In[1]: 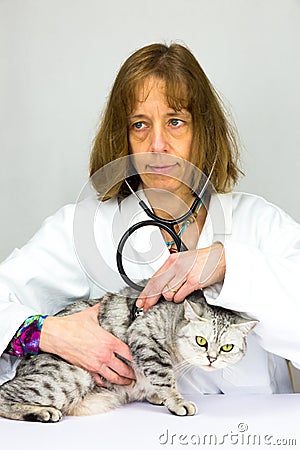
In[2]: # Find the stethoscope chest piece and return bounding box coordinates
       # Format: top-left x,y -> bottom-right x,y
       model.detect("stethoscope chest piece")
130,303 -> 144,321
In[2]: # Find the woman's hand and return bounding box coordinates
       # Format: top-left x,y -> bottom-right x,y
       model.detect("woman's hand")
39,303 -> 135,386
137,242 -> 226,312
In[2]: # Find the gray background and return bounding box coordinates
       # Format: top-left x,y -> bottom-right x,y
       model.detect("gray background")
1,0 -> 300,388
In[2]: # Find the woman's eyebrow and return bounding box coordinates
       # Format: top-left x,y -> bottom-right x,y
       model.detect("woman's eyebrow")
165,111 -> 191,118
129,114 -> 147,120
129,111 -> 191,120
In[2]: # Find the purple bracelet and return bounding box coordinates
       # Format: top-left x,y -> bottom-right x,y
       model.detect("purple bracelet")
5,315 -> 48,357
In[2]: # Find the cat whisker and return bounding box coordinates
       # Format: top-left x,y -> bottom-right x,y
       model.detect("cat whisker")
173,360 -> 206,395
175,355 -> 203,370
173,360 -> 194,377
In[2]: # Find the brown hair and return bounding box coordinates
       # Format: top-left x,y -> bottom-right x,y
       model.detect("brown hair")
90,43 -> 242,200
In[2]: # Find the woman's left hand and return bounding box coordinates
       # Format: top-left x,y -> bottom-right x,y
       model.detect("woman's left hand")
136,242 -> 226,312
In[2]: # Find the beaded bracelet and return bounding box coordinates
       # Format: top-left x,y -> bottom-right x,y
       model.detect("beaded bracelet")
5,315 -> 48,357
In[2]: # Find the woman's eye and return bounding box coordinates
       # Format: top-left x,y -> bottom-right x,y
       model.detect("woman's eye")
196,336 -> 207,347
132,122 -> 146,130
169,118 -> 183,127
221,344 -> 234,352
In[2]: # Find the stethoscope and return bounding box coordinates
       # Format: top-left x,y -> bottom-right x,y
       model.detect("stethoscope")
116,158 -> 217,294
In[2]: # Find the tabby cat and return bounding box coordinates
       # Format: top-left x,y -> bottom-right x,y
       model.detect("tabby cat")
0,287 -> 257,422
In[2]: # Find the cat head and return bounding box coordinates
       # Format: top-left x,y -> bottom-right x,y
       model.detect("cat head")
176,297 -> 258,371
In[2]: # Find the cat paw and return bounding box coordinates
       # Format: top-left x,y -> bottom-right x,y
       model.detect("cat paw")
167,399 -> 198,416
23,406 -> 63,423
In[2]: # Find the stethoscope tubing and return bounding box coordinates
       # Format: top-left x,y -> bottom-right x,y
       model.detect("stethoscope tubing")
116,219 -> 187,291
116,197 -> 204,290
138,196 -> 201,226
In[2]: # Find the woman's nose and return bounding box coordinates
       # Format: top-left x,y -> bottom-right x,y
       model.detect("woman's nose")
150,125 -> 168,153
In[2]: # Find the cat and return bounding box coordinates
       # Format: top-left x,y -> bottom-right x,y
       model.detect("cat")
0,286 -> 257,422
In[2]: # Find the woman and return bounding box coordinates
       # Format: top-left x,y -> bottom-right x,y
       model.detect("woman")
0,43 -> 299,394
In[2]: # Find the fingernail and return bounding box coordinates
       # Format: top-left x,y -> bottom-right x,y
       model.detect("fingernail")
136,299 -> 143,308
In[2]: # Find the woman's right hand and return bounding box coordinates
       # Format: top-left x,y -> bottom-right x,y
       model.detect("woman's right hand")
39,303 -> 135,386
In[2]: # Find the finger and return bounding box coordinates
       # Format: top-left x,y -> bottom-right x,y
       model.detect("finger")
136,288 -> 162,311
113,340 -> 134,364
165,279 -> 186,302
142,283 -> 176,311
138,294 -> 161,313
138,274 -> 183,310
101,365 -> 134,386
91,372 -> 107,387
161,282 -> 178,301
140,255 -> 179,295
136,294 -> 146,309
111,354 -> 136,380
137,272 -> 174,310
90,302 -> 101,312
173,277 -> 201,302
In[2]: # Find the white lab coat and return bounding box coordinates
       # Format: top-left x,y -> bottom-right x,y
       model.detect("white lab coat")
0,189 -> 299,393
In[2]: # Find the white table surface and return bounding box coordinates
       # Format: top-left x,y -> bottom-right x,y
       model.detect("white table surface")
1,394 -> 299,450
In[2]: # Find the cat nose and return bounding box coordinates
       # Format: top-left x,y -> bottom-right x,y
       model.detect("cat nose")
208,355 -> 217,364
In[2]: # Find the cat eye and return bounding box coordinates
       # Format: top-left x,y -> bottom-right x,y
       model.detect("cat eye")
221,344 -> 234,352
196,336 -> 207,347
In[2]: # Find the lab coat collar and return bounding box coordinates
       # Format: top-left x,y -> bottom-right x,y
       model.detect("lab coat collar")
131,188 -> 233,235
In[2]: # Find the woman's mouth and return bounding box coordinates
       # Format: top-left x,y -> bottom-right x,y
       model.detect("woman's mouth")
146,164 -> 178,174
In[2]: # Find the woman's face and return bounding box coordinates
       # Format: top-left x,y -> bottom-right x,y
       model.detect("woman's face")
128,77 -> 194,199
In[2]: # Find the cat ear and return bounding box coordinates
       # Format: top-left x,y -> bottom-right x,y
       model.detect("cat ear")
232,319 -> 259,335
183,300 -> 208,322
